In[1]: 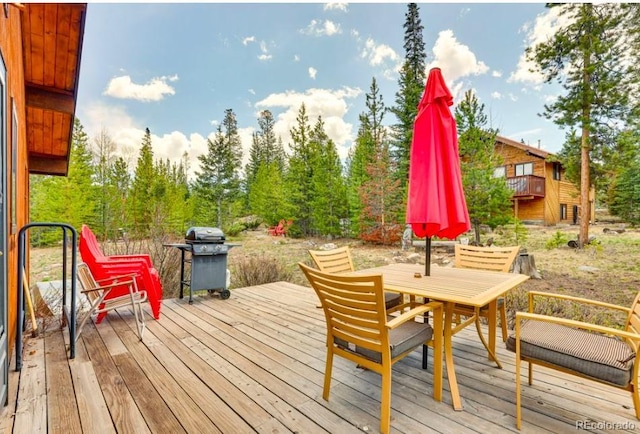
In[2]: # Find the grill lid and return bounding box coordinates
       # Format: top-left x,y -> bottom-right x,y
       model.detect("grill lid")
185,227 -> 225,243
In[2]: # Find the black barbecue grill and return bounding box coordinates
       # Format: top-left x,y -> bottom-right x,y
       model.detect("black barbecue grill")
164,227 -> 238,303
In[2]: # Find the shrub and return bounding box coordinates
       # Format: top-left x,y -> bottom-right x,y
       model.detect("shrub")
224,222 -> 247,237
545,230 -> 568,250
359,223 -> 403,245
230,254 -> 292,288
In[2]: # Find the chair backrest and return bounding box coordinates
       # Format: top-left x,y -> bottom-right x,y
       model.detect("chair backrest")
454,244 -> 520,273
80,224 -> 107,262
77,262 -> 101,303
308,246 -> 355,274
625,292 -> 640,352
298,262 -> 388,356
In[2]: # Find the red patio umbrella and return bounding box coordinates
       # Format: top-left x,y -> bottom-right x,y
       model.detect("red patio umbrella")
406,67 -> 470,275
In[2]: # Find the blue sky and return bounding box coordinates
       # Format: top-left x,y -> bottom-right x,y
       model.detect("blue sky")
76,3 -> 570,176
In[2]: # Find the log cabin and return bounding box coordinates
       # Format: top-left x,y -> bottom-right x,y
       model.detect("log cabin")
0,2 -> 86,405
494,135 -> 596,226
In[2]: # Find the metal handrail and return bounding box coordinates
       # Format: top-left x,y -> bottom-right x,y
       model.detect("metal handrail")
16,223 -> 78,370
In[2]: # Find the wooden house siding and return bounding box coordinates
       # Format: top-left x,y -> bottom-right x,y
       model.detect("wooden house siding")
0,3 -> 86,361
1,2 -> 30,358
494,136 -> 593,225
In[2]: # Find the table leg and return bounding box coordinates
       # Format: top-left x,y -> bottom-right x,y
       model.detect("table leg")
473,303 -> 503,369
444,302 -> 463,411
488,300 -> 497,362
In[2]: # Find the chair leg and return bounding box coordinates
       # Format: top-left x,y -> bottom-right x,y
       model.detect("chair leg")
323,348 -> 334,401
632,378 -> 640,419
500,303 -> 508,342
380,367 -> 392,434
133,300 -> 146,340
422,344 -> 429,369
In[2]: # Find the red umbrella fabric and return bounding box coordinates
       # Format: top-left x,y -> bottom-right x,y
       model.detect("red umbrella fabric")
406,67 -> 470,275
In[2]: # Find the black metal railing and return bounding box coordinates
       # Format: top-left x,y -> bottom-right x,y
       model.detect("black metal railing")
506,175 -> 545,197
16,223 -> 78,370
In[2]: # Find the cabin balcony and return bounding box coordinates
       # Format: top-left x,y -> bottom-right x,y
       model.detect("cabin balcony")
506,175 -> 545,198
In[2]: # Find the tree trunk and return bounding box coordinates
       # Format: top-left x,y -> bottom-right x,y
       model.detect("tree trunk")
579,5 -> 592,249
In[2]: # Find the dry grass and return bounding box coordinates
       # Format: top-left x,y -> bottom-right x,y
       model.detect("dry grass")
26,223 -> 640,328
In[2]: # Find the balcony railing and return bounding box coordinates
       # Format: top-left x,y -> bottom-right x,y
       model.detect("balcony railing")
506,175 -> 545,197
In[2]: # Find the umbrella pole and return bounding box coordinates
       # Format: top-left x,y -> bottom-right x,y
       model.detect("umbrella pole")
425,237 -> 431,276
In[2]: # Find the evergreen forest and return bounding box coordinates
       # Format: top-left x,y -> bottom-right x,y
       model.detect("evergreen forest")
30,4 -> 640,246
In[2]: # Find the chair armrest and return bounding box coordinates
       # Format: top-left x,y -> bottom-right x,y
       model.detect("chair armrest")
387,301 -> 443,329
95,273 -> 138,284
528,291 -> 630,314
515,311 -> 640,343
81,277 -> 137,295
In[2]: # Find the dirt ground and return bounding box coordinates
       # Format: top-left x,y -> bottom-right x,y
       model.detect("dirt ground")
26,223 -> 640,323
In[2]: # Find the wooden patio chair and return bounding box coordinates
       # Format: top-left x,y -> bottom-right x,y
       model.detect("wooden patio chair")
308,246 -> 402,310
452,244 -> 520,342
298,262 -> 443,434
507,291 -> 640,429
76,262 -> 147,341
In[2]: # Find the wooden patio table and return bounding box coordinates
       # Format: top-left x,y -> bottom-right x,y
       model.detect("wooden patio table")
352,263 -> 529,411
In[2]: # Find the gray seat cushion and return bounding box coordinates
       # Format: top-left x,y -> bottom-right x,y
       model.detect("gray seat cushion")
335,320 -> 433,363
384,292 -> 402,309
506,319 -> 634,387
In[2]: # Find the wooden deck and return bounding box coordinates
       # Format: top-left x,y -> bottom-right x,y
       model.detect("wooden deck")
1,281 -> 638,433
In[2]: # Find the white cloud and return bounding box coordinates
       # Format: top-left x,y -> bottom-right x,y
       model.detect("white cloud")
242,36 -> 255,46
301,19 -> 342,36
491,91 -> 503,99
492,70 -> 502,78
362,38 -> 400,67
81,101 -> 212,179
508,6 -> 572,84
248,88 -> 256,95
258,40 -> 272,61
293,55 -> 300,62
426,30 -> 488,84
255,87 -> 362,160
323,3 -> 348,12
103,75 -> 177,102
508,93 -> 519,102
308,67 -> 317,80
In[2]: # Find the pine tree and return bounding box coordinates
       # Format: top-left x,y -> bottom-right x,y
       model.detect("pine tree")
193,109 -> 243,229
130,127 -> 155,236
30,118 -> 98,244
527,4 -> 636,247
309,117 -> 348,237
93,127 -> 117,237
352,78 -> 404,244
245,109 -> 286,215
286,103 -> 317,235
107,156 -> 131,237
455,90 -> 513,244
390,3 -> 427,191
358,142 -> 403,245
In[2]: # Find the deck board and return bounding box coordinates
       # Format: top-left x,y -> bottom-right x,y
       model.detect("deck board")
2,281 -> 639,433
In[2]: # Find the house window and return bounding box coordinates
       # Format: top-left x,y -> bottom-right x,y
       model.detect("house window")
553,162 -> 561,181
493,166 -> 506,178
560,204 -> 567,220
515,162 -> 533,176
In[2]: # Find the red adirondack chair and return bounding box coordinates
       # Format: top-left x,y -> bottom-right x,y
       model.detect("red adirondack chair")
267,220 -> 286,236
79,225 -> 163,321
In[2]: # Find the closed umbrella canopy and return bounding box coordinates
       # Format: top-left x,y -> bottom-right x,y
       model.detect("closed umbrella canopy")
406,67 -> 470,275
